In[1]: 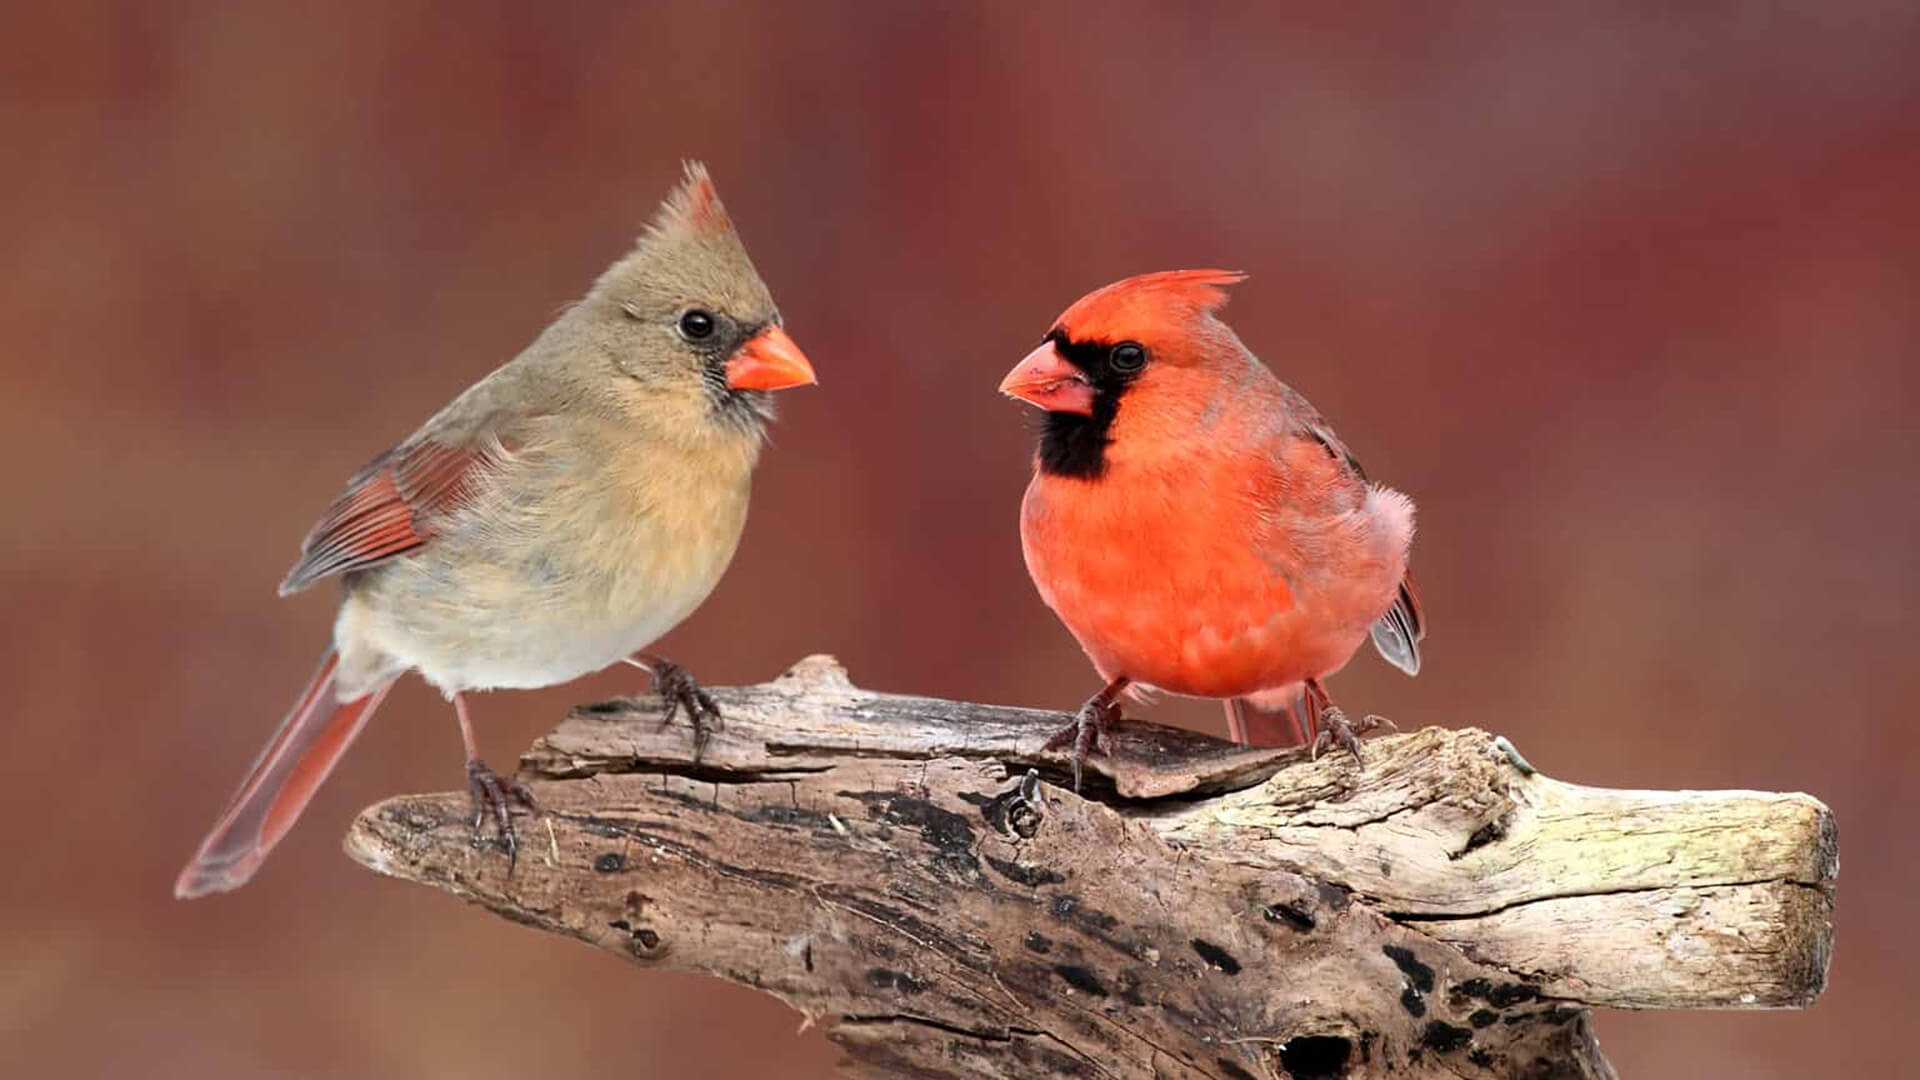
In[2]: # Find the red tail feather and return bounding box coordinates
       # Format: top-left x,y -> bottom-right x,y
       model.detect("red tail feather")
174,650 -> 392,898
1224,695 -> 1312,748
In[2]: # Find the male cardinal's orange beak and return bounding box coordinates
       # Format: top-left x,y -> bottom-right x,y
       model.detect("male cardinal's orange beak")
726,326 -> 817,391
998,341 -> 1094,415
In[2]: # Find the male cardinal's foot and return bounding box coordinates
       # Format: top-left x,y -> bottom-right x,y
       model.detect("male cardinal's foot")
466,758 -> 539,869
1042,700 -> 1118,793
1309,708 -> 1395,764
1043,678 -> 1130,792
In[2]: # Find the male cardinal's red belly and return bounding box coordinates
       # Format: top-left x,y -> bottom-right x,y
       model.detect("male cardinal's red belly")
1026,536 -> 1356,697
1020,469 -> 1385,700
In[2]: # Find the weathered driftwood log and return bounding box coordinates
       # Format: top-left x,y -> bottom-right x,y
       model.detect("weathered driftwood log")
345,656 -> 1835,1080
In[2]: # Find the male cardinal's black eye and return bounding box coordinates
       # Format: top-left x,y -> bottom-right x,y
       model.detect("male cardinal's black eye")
1109,342 -> 1147,372
678,309 -> 717,341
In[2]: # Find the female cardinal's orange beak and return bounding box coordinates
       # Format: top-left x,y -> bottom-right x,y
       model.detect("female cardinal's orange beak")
999,341 -> 1094,415
725,326 -> 817,391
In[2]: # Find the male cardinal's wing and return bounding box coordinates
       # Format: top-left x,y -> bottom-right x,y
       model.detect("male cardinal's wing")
1296,412 -> 1426,676
278,434 -> 510,595
1369,570 -> 1425,676
1301,416 -> 1368,483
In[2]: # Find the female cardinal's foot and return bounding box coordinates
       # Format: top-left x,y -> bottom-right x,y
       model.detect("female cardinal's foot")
628,654 -> 722,758
1309,707 -> 1395,764
466,758 -> 539,869
1042,678 -> 1131,792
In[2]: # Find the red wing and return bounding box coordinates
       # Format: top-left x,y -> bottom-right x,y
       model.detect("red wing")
1301,420 -> 1368,485
278,439 -> 501,594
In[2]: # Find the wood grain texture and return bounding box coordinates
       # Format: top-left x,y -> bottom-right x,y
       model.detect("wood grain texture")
345,656 -> 1835,1078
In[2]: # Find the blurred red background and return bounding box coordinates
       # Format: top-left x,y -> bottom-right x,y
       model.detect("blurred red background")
3,3 -> 1915,1076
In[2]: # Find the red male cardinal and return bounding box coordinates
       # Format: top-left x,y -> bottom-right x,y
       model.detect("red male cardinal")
175,163 -> 816,898
999,270 -> 1421,787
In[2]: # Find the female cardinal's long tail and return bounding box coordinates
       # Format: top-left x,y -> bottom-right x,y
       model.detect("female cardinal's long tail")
174,650 -> 393,898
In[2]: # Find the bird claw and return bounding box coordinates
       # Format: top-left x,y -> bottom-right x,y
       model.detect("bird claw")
1309,708 -> 1393,764
466,758 -> 539,872
1043,698 -> 1120,793
647,659 -> 722,759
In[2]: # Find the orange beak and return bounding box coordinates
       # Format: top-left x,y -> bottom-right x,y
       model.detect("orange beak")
725,325 -> 817,391
998,341 -> 1094,415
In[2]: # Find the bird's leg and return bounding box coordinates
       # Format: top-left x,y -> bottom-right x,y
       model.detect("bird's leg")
454,693 -> 538,870
1305,677 -> 1396,764
1042,677 -> 1130,792
1288,689 -> 1313,746
624,654 -> 721,758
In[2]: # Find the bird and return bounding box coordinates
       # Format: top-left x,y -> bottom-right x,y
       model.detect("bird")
997,269 -> 1422,788
174,162 -> 817,898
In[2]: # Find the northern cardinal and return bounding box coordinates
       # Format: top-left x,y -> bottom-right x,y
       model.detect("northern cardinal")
998,270 -> 1421,787
175,163 -> 816,898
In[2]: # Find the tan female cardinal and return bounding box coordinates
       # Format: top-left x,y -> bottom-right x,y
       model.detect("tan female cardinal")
999,270 -> 1422,787
174,163 -> 816,898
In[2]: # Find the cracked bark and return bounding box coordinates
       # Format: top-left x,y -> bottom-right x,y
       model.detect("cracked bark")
345,656 -> 1835,1079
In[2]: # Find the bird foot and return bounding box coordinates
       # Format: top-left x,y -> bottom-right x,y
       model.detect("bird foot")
466,758 -> 540,870
1310,708 -> 1395,764
1042,696 -> 1121,793
647,659 -> 722,759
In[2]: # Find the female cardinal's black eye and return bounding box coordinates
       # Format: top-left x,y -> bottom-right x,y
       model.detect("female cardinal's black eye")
678,309 -> 717,341
1109,342 -> 1147,372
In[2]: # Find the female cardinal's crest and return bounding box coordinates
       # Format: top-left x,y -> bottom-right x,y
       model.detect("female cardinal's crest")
1055,269 -> 1247,339
650,160 -> 734,240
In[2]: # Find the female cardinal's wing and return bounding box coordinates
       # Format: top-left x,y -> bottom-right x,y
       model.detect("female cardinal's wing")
278,433 -> 511,595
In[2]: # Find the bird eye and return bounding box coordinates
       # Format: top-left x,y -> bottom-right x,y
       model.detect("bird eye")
678,309 -> 717,341
1109,342 -> 1147,372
